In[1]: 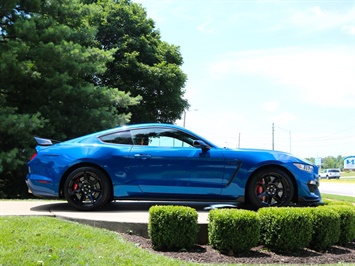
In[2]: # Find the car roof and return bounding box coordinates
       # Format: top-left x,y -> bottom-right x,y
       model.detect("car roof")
67,123 -> 218,147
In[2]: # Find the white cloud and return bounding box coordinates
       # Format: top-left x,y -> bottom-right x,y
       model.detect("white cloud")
196,19 -> 216,34
288,6 -> 355,34
209,47 -> 355,108
342,25 -> 355,35
310,6 -> 323,17
262,101 -> 279,112
133,0 -> 192,24
271,112 -> 297,125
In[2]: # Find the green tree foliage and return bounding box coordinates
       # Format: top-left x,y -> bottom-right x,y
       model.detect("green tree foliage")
0,95 -> 46,197
307,156 -> 344,171
0,0 -> 143,197
305,157 -> 315,164
322,156 -> 344,170
1,0 -> 141,140
93,0 -> 189,123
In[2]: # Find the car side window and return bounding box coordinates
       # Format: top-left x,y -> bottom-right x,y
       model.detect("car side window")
150,135 -> 186,147
99,131 -> 133,145
131,128 -> 195,147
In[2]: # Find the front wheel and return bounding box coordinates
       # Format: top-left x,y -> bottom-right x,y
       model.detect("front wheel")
64,167 -> 111,211
247,168 -> 294,208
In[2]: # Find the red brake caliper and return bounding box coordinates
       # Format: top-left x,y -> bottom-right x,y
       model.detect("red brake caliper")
73,179 -> 79,191
257,179 -> 264,200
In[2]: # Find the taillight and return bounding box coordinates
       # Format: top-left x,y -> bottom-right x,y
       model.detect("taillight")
29,152 -> 37,161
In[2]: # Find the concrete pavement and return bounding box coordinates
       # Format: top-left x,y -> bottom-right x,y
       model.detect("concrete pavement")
0,200 -> 236,244
0,200 -> 58,216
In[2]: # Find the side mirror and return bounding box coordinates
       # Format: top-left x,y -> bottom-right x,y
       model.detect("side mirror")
193,140 -> 210,151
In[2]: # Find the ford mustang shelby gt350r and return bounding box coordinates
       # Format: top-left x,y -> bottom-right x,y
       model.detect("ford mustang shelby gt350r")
26,123 -> 322,210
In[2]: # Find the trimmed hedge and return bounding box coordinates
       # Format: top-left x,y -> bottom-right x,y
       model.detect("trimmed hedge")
258,207 -> 312,251
148,203 -> 355,254
307,207 -> 340,250
326,205 -> 355,245
148,205 -> 198,251
208,209 -> 260,255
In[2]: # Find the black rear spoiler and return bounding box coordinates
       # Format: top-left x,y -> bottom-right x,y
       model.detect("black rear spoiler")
34,137 -> 60,146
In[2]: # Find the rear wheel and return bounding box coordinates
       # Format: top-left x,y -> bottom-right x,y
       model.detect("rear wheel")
247,168 -> 294,208
64,167 -> 111,211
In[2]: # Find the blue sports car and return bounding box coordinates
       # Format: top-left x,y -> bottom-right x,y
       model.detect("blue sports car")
26,123 -> 322,211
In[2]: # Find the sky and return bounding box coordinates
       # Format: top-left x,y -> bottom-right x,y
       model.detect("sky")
133,0 -> 355,159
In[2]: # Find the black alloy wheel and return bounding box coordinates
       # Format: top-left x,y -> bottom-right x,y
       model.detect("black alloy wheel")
64,167 -> 111,211
248,168 -> 294,208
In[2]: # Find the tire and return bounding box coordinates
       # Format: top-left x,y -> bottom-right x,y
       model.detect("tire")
247,168 -> 294,208
64,167 -> 111,211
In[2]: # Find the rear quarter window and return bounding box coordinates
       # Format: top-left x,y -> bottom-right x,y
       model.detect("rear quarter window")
99,131 -> 133,145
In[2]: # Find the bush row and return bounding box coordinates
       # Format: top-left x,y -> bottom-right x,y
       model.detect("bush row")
148,203 -> 355,254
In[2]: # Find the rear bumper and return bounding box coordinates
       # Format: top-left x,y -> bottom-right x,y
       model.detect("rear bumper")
25,175 -> 59,198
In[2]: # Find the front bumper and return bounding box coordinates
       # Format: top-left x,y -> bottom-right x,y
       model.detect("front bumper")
297,179 -> 323,206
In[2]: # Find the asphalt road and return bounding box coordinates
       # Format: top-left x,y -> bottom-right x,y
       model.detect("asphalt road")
319,179 -> 355,197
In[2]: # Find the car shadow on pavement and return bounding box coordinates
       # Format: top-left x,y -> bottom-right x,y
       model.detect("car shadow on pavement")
29,200 -> 242,213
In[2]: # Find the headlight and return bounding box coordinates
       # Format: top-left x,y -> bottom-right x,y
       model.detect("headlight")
294,163 -> 314,172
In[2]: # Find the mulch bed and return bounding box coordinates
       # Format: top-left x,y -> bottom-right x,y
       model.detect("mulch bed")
121,233 -> 355,264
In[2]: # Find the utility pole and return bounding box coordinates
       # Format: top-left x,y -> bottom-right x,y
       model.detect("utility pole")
272,123 -> 275,150
183,108 -> 198,128
183,111 -> 186,127
238,133 -> 240,148
272,123 -> 292,153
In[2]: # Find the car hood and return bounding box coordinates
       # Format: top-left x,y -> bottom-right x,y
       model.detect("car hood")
222,147 -> 314,165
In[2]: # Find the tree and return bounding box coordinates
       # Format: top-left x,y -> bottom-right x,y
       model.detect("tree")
322,156 -> 344,170
336,155 -> 344,170
0,0 -> 140,197
0,94 -> 46,197
94,0 -> 189,123
305,157 -> 315,164
1,0 -> 141,140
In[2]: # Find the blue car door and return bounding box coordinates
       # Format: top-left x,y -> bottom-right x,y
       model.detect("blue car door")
128,127 -> 225,197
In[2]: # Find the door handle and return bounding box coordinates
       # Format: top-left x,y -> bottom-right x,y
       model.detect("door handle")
134,154 -> 152,159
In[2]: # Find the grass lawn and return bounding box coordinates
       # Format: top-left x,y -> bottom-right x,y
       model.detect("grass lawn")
0,216 -> 192,266
322,193 -> 355,203
340,172 -> 355,177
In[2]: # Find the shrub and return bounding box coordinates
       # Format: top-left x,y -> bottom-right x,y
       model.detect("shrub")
307,207 -> 340,250
258,207 -> 312,252
208,209 -> 260,255
326,205 -> 355,245
148,205 -> 198,251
